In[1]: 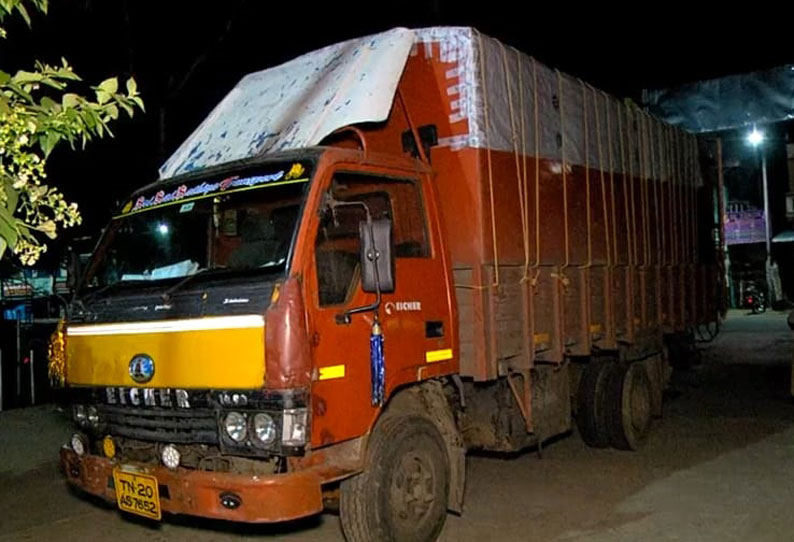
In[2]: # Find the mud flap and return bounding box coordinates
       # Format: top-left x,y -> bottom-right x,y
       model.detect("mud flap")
448,443 -> 466,514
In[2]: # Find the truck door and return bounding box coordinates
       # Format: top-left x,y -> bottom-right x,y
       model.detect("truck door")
306,169 -> 453,447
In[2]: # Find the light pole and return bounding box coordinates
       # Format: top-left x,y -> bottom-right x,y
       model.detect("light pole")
761,149 -> 771,261
747,127 -> 778,302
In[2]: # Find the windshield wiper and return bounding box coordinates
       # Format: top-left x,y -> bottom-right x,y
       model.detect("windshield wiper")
161,269 -> 212,302
82,280 -> 142,302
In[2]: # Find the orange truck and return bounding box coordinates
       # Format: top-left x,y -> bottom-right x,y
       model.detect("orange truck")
53,27 -> 718,541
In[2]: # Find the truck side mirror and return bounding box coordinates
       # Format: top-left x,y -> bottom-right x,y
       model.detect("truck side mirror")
359,218 -> 395,293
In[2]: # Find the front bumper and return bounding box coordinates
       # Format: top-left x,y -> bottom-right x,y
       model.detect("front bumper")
60,447 -> 324,523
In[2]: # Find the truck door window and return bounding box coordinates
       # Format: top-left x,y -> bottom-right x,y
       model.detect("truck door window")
315,173 -> 428,307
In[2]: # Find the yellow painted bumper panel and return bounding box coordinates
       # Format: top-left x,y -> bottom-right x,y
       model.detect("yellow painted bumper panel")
66,315 -> 265,389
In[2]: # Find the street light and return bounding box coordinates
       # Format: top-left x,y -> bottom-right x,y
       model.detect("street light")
747,127 -> 765,147
746,126 -> 777,302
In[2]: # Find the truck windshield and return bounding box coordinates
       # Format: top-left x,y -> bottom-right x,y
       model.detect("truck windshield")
83,162 -> 311,290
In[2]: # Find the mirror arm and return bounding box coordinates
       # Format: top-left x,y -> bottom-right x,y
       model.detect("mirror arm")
335,289 -> 381,325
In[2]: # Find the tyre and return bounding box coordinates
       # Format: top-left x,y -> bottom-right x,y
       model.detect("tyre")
604,362 -> 653,450
340,415 -> 450,542
576,358 -> 613,448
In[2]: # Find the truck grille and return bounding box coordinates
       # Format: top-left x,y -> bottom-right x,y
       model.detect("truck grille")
99,405 -> 219,444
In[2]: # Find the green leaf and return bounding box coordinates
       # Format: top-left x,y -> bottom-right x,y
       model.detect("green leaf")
36,220 -> 57,239
40,131 -> 60,157
82,110 -> 96,129
12,70 -> 41,84
15,221 -> 36,241
1,176 -> 19,212
98,76 -> 118,95
132,95 -> 145,113
0,204 -> 19,249
15,3 -> 30,26
61,92 -> 79,108
0,69 -> 9,85
40,95 -> 59,112
0,237 -> 7,260
37,75 -> 65,90
118,100 -> 133,117
6,81 -> 33,102
126,77 -> 137,95
106,103 -> 119,120
95,89 -> 110,105
56,65 -> 80,81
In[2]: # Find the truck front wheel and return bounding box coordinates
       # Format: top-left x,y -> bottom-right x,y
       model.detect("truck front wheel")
340,415 -> 450,542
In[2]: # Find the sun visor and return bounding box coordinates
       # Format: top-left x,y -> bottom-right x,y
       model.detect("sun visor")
159,27 -> 416,179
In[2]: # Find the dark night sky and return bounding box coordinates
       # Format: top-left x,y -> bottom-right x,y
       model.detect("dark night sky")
4,1 -> 792,266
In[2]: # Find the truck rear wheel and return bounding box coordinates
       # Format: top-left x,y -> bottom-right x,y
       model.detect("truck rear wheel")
340,415 -> 449,542
604,362 -> 652,450
576,358 -> 612,448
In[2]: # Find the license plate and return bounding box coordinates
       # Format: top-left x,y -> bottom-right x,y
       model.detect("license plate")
112,469 -> 162,520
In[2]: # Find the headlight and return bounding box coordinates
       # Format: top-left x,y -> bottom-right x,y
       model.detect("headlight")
73,405 -> 86,424
282,408 -> 307,446
223,411 -> 247,442
252,413 -> 277,446
87,406 -> 99,427
161,444 -> 181,469
70,433 -> 87,456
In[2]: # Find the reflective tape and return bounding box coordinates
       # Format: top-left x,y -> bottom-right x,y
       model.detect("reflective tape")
318,365 -> 346,380
425,348 -> 453,363
67,315 -> 265,336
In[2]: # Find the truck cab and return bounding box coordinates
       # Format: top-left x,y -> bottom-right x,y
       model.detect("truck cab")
59,143 -> 459,527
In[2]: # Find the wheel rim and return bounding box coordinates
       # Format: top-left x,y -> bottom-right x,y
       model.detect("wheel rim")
391,451 -> 436,526
629,372 -> 651,432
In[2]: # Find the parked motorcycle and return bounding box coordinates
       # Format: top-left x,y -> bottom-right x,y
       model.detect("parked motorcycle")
743,282 -> 766,314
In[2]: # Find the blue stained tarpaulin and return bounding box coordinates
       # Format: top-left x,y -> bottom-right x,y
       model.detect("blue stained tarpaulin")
643,65 -> 794,133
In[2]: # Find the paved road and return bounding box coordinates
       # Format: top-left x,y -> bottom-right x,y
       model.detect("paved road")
2,310 -> 794,541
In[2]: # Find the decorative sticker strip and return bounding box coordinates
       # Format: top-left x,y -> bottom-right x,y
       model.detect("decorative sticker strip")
116,162 -> 310,218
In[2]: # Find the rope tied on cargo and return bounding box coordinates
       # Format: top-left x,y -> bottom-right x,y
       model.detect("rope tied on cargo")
593,87 -> 611,266
580,79 -> 592,267
550,272 -> 571,287
530,56 -> 541,283
617,101 -> 632,267
641,112 -> 651,267
499,42 -> 532,283
556,70 -> 570,287
625,104 -> 637,267
478,32 -> 500,289
659,121 -> 666,265
604,91 -> 618,268
516,48 -> 532,280
651,119 -> 662,271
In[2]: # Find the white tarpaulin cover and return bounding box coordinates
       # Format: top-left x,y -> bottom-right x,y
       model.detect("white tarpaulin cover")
161,26 -> 699,187
159,28 -> 416,179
